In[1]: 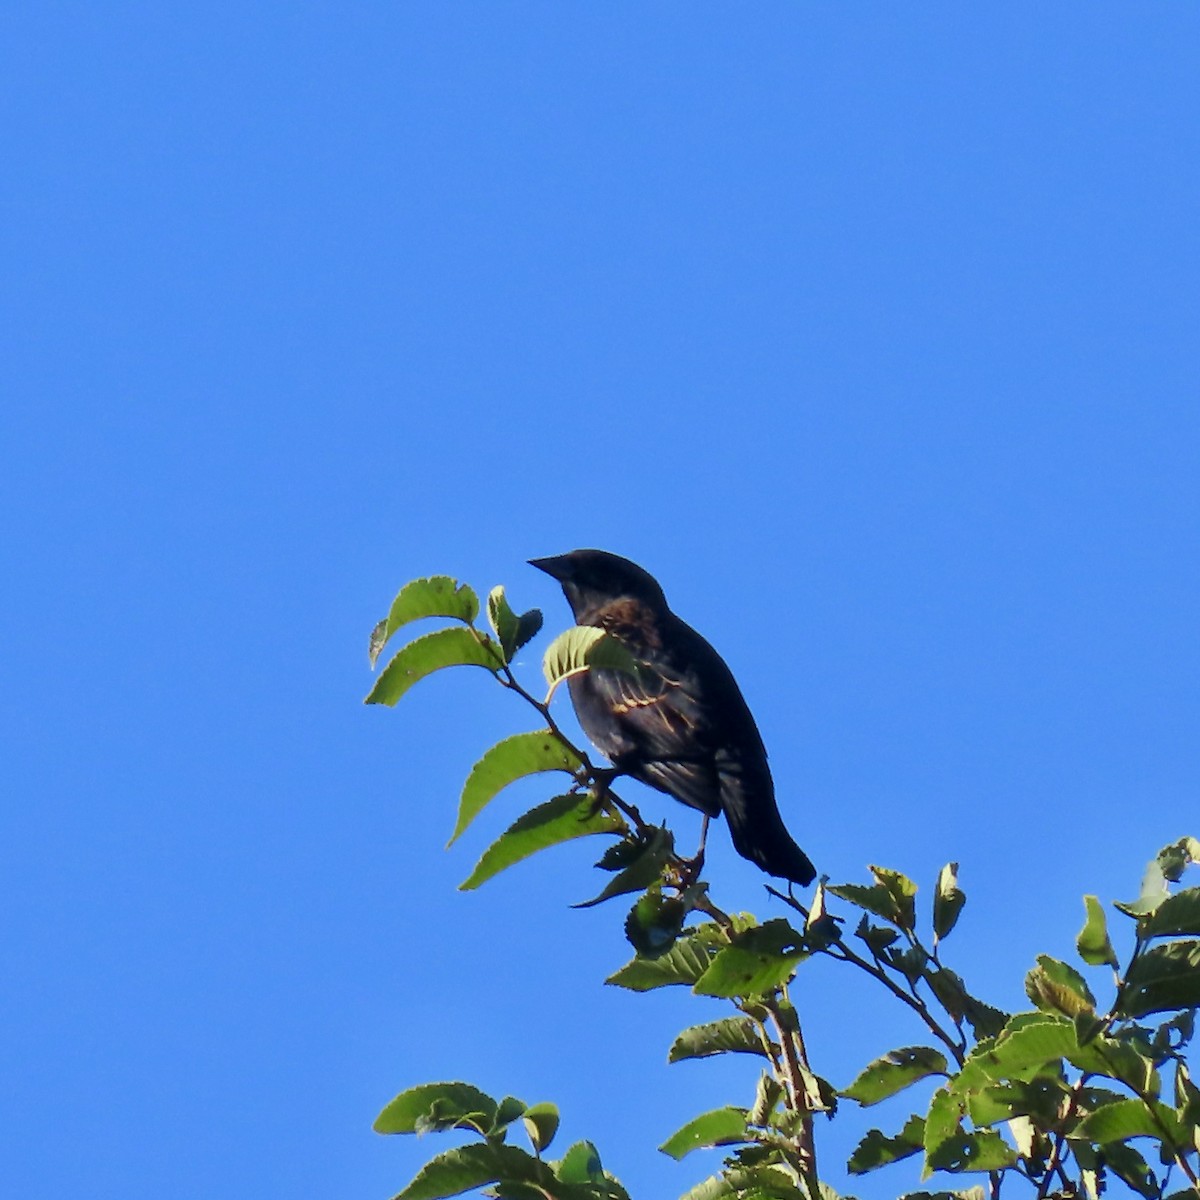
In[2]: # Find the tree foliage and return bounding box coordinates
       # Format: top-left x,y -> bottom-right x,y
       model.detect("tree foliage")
366,574 -> 1200,1200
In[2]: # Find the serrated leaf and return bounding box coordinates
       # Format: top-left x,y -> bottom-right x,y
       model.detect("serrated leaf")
933,863 -> 965,944
669,1018 -> 770,1064
541,627 -> 638,692
374,1081 -> 498,1136
1077,894 -> 1119,967
370,577 -> 480,666
486,587 -> 543,663
366,627 -> 500,706
553,1140 -> 605,1184
749,1072 -> 784,1125
521,1102 -> 559,1154
871,865 -> 918,932
1074,1097 -> 1185,1147
1141,887 -> 1200,939
624,888 -> 688,958
451,731 -> 584,844
575,827 -> 673,908
459,794 -> 623,890
659,1108 -> 749,1160
1118,940 -> 1200,1018
842,1047 -> 949,1107
694,919 -> 806,999
393,1143 -> 552,1200
1025,955 -> 1096,1017
606,923 -> 730,991
1100,1142 -> 1158,1199
924,1127 -> 1017,1174
830,882 -> 904,928
847,1114 -> 926,1174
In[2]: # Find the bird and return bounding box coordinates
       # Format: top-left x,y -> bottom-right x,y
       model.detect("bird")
529,549 -> 815,886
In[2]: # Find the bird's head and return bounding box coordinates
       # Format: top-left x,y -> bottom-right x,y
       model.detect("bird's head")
529,549 -> 668,623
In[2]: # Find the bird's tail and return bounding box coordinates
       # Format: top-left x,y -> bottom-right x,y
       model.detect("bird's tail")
719,759 -> 816,886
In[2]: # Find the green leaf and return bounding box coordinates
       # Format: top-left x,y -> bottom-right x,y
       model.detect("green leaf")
967,1076 -> 1067,1127
1117,858 -> 1172,919
1074,1097 -> 1185,1147
924,1127 -> 1017,1174
366,627 -> 500,705
1157,836 -> 1200,881
575,827 -> 673,908
749,1072 -> 784,1125
486,586 -> 543,663
1141,887 -> 1200,939
521,1102 -> 559,1154
933,862 -> 965,944
606,922 -> 730,991
451,731 -> 584,844
899,1192 -> 986,1200
1077,895 -> 1119,968
370,577 -> 480,666
842,1047 -> 949,1107
853,914 -> 899,956
679,1166 -> 804,1200
1099,1142 -> 1158,1199
669,1018 -> 770,1064
830,871 -> 914,930
1118,939 -> 1200,1018
923,967 -> 1008,1039
374,1081 -> 498,1136
694,919 -> 807,999
871,866 -> 918,932
624,888 -> 688,958
659,1108 -> 749,1161
459,794 -> 623,890
394,1143 -> 552,1200
1025,954 -> 1097,1017
553,1141 -> 605,1184
847,1115 -> 925,1174
541,627 -> 639,691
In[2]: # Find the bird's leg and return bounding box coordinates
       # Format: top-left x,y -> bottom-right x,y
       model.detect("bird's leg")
674,814 -> 709,887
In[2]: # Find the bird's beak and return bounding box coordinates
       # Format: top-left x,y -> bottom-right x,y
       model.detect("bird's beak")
528,555 -> 570,581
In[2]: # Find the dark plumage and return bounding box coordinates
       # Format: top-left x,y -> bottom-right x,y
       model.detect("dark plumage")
529,549 -> 815,886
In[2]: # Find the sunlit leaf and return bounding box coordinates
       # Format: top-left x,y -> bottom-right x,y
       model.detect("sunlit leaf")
374,1081 -> 498,1136
669,1018 -> 770,1064
1077,894 -> 1119,967
393,1143 -> 552,1200
933,863 -> 965,944
522,1102 -> 559,1154
541,627 -> 639,692
659,1108 -> 749,1160
607,923 -> 731,991
1116,857 -> 1172,919
553,1140 -> 605,1184
1074,1097 -> 1185,1147
842,1047 -> 949,1107
486,586 -> 543,663
450,730 -> 584,844
871,866 -> 918,932
459,794 -> 623,891
694,919 -> 806,999
1025,955 -> 1096,1017
366,627 -> 500,706
370,577 -> 480,666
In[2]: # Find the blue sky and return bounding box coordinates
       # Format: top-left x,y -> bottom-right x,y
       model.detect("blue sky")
2,5 -> 1197,1199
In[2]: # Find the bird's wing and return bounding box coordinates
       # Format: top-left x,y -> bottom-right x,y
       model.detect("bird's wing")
582,659 -> 725,816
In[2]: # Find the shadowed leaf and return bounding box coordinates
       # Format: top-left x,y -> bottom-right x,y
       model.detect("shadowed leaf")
393,1143 -> 552,1200
848,1115 -> 925,1174
1118,940 -> 1200,1018
933,863 -> 965,944
669,1017 -> 770,1064
843,1047 -> 949,1107
374,1081 -> 498,1136
1141,887 -> 1200,939
607,923 -> 731,991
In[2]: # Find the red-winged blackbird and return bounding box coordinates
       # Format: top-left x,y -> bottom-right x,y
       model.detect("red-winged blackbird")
530,549 -> 816,886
